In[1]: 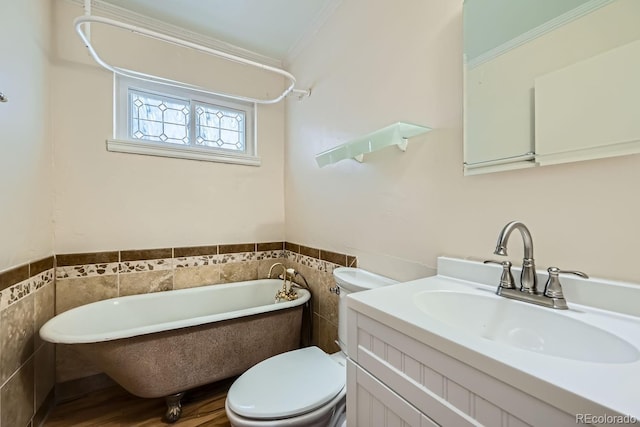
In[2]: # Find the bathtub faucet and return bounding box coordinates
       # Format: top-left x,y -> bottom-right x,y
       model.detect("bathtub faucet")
269,263 -> 299,302
268,262 -> 287,280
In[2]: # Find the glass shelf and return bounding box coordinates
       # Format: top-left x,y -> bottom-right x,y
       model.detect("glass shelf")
315,122 -> 432,167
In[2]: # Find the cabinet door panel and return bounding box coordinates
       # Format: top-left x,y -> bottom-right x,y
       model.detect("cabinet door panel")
348,359 -> 435,427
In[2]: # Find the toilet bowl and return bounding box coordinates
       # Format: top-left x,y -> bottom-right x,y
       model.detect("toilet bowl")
225,267 -> 397,427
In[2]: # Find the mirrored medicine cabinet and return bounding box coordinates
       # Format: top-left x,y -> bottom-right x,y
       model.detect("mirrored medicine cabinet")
463,0 -> 640,175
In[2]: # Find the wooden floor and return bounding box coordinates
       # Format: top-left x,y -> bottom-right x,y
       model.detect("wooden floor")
44,379 -> 235,427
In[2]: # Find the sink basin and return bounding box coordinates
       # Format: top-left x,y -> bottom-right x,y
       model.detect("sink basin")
413,290 -> 639,363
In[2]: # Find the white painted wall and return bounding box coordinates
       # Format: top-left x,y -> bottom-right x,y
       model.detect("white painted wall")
51,0 -> 286,253
5,0 -> 639,287
0,0 -> 53,270
284,0 -> 640,284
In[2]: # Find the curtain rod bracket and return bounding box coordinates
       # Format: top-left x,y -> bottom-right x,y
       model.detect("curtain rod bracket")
289,88 -> 312,101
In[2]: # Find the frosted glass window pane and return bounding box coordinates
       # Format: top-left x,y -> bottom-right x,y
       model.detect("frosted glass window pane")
221,129 -> 240,144
164,108 -> 188,125
220,115 -> 240,131
130,90 -> 189,144
196,103 -> 245,151
125,86 -> 249,153
164,123 -> 189,144
196,128 -> 221,146
132,119 -> 163,140
117,75 -> 256,164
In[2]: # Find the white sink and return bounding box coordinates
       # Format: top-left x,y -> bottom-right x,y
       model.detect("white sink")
413,290 -> 640,363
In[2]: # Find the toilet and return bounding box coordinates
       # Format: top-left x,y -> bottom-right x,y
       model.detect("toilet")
225,267 -> 398,427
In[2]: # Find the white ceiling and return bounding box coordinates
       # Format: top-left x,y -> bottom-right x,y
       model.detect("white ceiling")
99,0 -> 336,61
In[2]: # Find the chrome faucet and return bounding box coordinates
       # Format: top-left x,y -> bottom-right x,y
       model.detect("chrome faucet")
493,221 -> 537,294
488,221 -> 588,309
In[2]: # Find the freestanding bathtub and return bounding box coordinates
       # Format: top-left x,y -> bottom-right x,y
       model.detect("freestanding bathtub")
40,279 -> 310,422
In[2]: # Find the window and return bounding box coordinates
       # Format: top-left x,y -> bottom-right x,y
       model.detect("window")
109,76 -> 258,166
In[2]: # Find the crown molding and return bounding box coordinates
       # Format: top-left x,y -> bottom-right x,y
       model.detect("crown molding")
467,0 -> 615,70
284,0 -> 344,66
67,0 -> 283,68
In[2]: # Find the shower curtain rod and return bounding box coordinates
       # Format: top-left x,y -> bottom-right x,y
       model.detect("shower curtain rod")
74,15 -> 311,104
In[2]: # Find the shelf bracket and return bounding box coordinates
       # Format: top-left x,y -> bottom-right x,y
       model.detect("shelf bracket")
397,138 -> 409,152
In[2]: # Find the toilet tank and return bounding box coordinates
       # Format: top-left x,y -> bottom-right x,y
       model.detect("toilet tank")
333,267 -> 398,351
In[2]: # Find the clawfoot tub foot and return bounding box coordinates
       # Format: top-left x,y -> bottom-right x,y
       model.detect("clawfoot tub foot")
164,392 -> 186,423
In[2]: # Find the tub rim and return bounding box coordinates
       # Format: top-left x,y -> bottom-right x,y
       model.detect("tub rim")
40,279 -> 310,344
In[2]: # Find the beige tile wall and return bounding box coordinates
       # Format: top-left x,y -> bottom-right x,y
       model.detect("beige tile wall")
0,256 -> 55,427
284,254 -> 347,353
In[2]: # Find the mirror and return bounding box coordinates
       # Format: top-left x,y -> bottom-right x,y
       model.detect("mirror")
463,0 -> 640,175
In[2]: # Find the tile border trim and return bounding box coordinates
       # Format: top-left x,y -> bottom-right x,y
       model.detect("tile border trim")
0,268 -> 55,312
54,242 -> 355,273
0,242 -> 356,307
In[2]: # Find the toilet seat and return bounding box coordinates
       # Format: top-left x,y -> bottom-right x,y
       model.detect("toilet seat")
226,346 -> 345,420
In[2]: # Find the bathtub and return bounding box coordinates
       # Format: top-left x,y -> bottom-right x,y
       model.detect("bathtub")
40,279 -> 310,421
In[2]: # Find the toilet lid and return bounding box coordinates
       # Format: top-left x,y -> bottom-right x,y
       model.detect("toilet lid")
226,346 -> 345,419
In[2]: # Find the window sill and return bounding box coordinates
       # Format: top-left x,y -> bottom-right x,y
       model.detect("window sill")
106,139 -> 261,166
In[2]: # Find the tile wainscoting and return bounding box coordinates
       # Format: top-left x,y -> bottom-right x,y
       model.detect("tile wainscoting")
284,242 -> 357,355
0,256 -> 56,427
53,242 -> 356,398
0,243 -> 355,425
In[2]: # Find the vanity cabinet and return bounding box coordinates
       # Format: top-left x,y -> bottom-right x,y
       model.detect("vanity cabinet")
346,310 -> 577,427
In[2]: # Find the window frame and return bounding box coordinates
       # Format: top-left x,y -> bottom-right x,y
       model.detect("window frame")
109,75 -> 259,166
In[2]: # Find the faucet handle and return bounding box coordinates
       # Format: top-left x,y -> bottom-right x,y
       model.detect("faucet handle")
543,267 -> 589,298
484,260 -> 516,290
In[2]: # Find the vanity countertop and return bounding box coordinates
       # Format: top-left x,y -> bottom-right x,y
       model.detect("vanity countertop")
347,257 -> 640,420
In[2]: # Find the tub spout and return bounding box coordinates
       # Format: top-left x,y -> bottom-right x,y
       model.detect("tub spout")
268,262 -> 287,279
